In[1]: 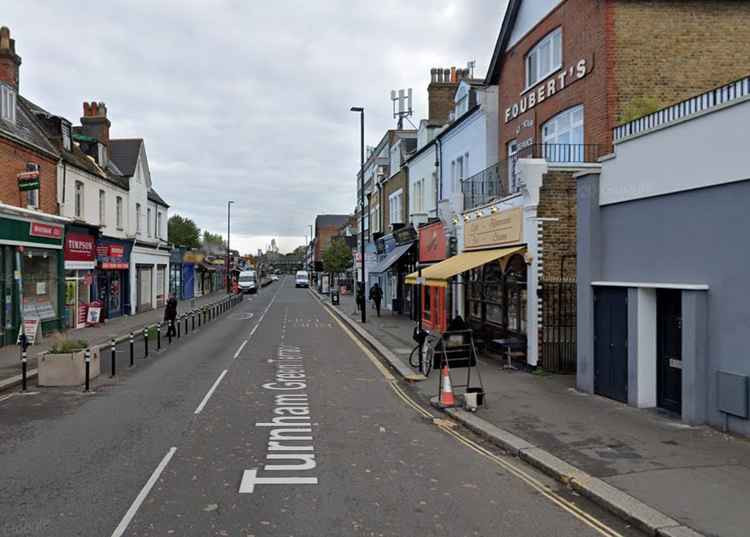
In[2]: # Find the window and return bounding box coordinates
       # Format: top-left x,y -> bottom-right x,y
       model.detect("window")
454,156 -> 464,194
157,212 -> 163,239
388,189 -> 403,225
99,190 -> 106,226
455,94 -> 469,117
97,144 -> 107,167
136,203 -> 142,233
116,196 -> 123,229
0,84 -> 16,124
413,179 -> 424,213
26,189 -> 38,209
542,105 -> 584,162
61,121 -> 72,151
75,181 -> 84,218
525,28 -> 562,88
147,208 -> 152,236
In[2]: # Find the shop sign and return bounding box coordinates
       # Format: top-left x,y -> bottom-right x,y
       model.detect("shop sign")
394,225 -> 417,245
183,251 -> 204,263
17,319 -> 40,345
30,222 -> 63,239
64,232 -> 96,262
464,207 -> 523,250
96,239 -> 130,270
17,170 -> 40,191
419,222 -> 447,262
505,58 -> 588,123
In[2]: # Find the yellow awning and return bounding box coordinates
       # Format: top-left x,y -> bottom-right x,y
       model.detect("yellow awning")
405,246 -> 525,288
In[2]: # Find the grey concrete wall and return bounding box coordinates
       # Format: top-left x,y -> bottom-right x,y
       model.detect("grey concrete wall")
575,172 -> 601,394
596,179 -> 750,435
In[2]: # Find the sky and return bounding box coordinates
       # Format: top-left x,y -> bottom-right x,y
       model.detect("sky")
5,1 -> 507,254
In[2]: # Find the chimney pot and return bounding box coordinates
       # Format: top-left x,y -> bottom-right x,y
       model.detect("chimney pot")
0,27 -> 10,50
0,26 -> 21,90
450,66 -> 457,83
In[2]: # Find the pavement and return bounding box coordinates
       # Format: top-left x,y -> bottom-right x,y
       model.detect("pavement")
0,276 -> 643,537
320,292 -> 750,537
0,289 -> 232,391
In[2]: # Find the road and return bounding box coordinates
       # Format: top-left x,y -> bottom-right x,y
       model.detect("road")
0,277 -> 643,537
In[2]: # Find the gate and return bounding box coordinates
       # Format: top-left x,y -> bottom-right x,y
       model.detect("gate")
540,280 -> 577,373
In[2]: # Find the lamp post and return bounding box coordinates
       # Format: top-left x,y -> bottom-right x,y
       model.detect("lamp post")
350,106 -> 365,323
226,200 -> 234,293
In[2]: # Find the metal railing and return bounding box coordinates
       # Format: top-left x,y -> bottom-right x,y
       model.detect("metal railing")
613,75 -> 750,142
462,144 -> 603,211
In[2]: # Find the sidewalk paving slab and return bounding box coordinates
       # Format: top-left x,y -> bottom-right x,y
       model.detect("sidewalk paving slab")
324,292 -> 750,537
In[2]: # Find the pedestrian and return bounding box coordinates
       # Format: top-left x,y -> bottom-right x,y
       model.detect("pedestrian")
369,282 -> 383,317
355,283 -> 365,313
164,293 -> 178,337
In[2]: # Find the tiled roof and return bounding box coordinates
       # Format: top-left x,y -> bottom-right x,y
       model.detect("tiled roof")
148,187 -> 169,207
0,95 -> 59,157
315,214 -> 350,228
109,138 -> 142,177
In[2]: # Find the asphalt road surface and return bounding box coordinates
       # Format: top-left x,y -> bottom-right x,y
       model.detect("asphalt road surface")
0,277 -> 644,537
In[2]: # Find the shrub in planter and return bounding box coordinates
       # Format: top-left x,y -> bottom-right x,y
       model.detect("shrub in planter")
38,338 -> 101,387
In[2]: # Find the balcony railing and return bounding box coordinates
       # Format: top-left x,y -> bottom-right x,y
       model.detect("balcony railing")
462,144 -> 603,211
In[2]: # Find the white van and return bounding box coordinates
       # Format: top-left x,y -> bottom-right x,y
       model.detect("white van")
238,270 -> 257,294
295,270 -> 309,288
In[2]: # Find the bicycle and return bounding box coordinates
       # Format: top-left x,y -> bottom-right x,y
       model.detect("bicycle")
409,330 -> 440,377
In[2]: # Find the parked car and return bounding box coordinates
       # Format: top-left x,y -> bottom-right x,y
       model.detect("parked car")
238,270 -> 258,294
295,270 -> 309,288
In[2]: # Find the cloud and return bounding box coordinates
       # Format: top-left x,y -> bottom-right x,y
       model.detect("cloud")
5,0 -> 507,253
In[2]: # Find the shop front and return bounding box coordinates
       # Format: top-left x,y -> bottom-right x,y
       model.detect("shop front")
198,261 -> 217,295
181,250 -> 198,301
0,209 -> 66,345
169,248 -> 183,299
95,237 -> 131,320
63,226 -> 97,329
411,221 -> 449,331
130,242 -> 170,313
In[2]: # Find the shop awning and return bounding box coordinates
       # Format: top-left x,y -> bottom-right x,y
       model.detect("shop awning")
369,242 -> 414,274
405,246 -> 525,288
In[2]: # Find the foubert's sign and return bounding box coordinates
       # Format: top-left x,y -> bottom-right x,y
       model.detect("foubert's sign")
464,207 -> 523,250
505,58 -> 588,123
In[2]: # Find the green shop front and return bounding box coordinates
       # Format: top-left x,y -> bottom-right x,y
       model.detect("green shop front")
0,209 -> 66,346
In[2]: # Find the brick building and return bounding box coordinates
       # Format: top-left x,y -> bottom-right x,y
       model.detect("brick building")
313,214 -> 351,270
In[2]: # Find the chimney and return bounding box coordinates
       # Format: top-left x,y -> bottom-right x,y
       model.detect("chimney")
0,26 -> 21,90
427,65 -> 460,124
80,101 -> 111,147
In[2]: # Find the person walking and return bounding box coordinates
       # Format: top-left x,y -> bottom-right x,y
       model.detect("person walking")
369,282 -> 383,317
164,293 -> 178,337
355,283 -> 365,314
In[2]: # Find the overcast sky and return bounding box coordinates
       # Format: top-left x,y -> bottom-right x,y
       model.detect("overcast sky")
6,1 -> 506,254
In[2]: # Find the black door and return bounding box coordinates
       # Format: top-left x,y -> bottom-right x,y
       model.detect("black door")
594,287 -> 628,403
657,289 -> 682,414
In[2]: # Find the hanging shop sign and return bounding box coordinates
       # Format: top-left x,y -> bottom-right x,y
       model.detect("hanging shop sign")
464,207 -> 523,250
419,222 -> 447,262
30,222 -> 63,240
394,225 -> 417,245
18,170 -> 40,191
505,58 -> 589,123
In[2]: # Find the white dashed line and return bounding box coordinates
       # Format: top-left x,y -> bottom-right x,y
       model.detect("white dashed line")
233,339 -> 248,360
193,369 -> 228,414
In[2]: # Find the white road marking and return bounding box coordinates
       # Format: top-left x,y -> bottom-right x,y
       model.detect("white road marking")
193,370 -> 228,414
233,340 -> 248,360
110,447 -> 177,537
239,468 -> 318,493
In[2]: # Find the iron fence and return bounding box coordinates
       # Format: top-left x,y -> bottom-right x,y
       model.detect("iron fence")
540,280 -> 577,373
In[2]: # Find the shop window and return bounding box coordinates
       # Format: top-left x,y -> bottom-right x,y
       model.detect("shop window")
75,181 -> 84,218
423,286 -> 432,321
505,255 -> 528,334
542,105 -> 584,162
22,249 -> 59,322
483,262 -> 504,326
525,28 -> 562,88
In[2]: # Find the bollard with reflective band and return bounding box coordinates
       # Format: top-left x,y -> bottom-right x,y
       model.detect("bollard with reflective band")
129,332 -> 135,367
84,349 -> 91,392
111,339 -> 117,377
184,314 -> 189,335
21,351 -> 27,392
143,327 -> 148,358
157,324 -> 161,351
177,316 -> 181,338
168,320 -> 173,344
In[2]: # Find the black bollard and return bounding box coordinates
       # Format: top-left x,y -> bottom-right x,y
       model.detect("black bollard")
184,314 -> 189,335
168,320 -> 173,344
192,311 -> 196,331
111,338 -> 117,377
177,316 -> 181,338
157,324 -> 161,351
21,350 -> 27,392
84,349 -> 91,392
144,327 -> 149,358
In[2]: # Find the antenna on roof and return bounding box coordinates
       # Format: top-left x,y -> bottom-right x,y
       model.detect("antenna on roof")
390,88 -> 413,130
467,60 -> 476,79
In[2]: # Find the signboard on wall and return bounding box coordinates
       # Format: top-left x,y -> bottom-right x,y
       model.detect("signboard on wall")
29,222 -> 63,239
64,232 -> 96,262
464,207 -> 523,250
418,222 -> 447,262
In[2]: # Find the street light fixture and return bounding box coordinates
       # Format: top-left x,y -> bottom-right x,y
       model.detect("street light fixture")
350,106 -> 365,323
227,200 -> 234,293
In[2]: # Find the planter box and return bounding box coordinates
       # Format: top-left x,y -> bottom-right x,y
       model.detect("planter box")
38,348 -> 101,387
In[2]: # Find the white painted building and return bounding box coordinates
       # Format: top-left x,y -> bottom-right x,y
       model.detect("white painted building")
406,119 -> 443,226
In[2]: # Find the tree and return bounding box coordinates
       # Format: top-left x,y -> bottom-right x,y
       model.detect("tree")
168,214 -> 200,248
322,238 -> 353,275
202,231 -> 226,248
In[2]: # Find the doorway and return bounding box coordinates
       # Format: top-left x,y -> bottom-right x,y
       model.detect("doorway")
594,287 -> 628,403
657,289 -> 682,414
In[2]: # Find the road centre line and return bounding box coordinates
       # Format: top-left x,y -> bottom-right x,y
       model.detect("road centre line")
193,369 -> 228,414
233,340 -> 248,360
110,446 -> 177,537
247,284 -> 281,341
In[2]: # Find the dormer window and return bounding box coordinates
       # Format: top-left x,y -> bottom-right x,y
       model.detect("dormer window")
0,84 -> 16,124
61,121 -> 72,151
97,143 -> 107,167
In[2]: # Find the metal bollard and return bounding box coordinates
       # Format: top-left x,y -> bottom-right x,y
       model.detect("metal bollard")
168,320 -> 173,344
21,350 -> 27,392
157,324 -> 161,351
84,349 -> 91,392
184,314 -> 189,335
144,327 -> 149,358
192,310 -> 196,331
129,332 -> 135,367
111,338 -> 117,377
177,316 -> 181,338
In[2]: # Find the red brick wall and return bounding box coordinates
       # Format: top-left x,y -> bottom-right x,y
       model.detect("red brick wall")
314,225 -> 341,263
0,138 -> 58,213
536,170 -> 577,282
499,0 -> 610,159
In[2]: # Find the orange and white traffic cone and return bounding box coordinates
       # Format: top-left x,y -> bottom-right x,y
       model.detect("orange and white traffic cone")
439,363 -> 455,407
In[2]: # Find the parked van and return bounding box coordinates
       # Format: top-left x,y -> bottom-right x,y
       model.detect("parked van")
238,270 -> 258,294
295,270 -> 309,288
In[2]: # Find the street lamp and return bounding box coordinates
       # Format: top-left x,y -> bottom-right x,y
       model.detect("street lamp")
350,106 -> 365,323
226,200 -> 234,293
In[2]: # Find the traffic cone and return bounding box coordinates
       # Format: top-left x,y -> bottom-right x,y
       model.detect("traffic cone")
439,363 -> 456,407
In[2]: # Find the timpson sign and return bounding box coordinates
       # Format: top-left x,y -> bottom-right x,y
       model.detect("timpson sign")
504,58 -> 589,124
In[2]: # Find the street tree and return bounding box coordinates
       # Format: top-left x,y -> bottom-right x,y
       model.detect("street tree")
168,214 -> 200,248
322,238 -> 353,281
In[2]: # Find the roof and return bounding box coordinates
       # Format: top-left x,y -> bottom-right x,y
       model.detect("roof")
109,138 -> 143,177
0,94 -> 59,158
315,214 -> 350,229
485,0 -> 522,84
148,187 -> 169,207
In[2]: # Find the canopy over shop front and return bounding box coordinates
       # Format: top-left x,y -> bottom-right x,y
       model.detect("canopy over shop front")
405,246 -> 525,288
369,242 -> 414,274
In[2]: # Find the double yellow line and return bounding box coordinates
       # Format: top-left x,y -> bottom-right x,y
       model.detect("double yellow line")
320,296 -> 625,537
